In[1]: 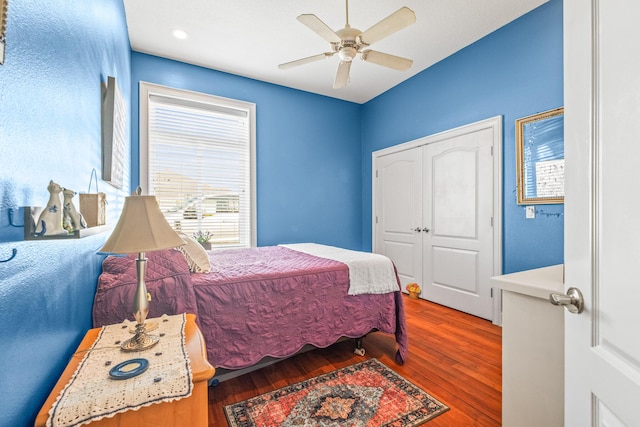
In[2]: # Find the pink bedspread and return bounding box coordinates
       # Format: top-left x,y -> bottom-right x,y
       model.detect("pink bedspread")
93,246 -> 408,370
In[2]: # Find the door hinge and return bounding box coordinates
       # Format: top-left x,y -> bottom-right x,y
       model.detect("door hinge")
376,170 -> 379,178
491,288 -> 494,298
375,216 -> 378,224
491,146 -> 494,156
490,217 -> 494,227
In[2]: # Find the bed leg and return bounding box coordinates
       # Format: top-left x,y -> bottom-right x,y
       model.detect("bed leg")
354,337 -> 366,356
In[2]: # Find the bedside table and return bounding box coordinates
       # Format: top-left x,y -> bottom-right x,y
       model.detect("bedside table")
35,313 -> 215,427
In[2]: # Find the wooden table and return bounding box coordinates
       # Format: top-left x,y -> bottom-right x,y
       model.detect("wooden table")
35,314 -> 215,427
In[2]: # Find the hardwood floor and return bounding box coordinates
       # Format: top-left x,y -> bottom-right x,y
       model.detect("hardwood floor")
207,295 -> 502,426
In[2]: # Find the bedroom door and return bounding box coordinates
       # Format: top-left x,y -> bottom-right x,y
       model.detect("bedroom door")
373,117 -> 502,321
563,0 -> 640,424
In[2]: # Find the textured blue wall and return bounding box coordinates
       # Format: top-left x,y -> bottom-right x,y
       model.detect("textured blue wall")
0,1 -> 130,426
361,0 -> 564,273
131,53 -> 363,250
0,0 -> 563,423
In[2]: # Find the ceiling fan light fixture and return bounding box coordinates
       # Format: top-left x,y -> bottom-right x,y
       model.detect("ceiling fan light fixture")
338,47 -> 357,62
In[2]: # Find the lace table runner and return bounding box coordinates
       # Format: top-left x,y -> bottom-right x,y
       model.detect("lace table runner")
47,313 -> 193,427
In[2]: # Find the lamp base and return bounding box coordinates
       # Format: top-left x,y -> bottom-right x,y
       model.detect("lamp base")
121,328 -> 160,352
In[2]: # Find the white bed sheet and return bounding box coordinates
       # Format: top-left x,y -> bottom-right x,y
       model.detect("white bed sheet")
280,243 -> 400,295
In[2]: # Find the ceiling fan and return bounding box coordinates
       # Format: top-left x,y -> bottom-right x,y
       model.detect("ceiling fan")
278,0 -> 416,89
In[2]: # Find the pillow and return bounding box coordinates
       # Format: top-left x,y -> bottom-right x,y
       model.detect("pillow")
175,232 -> 211,273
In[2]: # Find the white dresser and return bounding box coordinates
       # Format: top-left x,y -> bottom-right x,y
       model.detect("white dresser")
491,264 -> 565,427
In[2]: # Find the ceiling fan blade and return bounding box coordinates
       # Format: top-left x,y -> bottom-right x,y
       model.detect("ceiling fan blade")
359,7 -> 416,46
278,52 -> 333,70
361,50 -> 413,71
333,61 -> 351,89
297,14 -> 342,44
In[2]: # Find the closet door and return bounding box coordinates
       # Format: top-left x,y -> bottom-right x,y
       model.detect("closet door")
374,148 -> 423,289
422,129 -> 494,320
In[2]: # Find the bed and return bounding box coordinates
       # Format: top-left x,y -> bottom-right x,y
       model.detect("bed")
92,243 -> 408,374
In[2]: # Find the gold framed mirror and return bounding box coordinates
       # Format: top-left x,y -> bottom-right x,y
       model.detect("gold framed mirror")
516,107 -> 564,205
0,0 -> 7,65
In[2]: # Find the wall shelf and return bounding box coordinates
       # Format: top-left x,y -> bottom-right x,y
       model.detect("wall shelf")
23,207 -> 110,241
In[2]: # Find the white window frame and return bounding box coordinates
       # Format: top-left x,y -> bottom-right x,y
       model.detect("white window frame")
139,81 -> 257,247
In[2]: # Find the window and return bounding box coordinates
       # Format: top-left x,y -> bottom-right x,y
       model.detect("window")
140,82 -> 256,248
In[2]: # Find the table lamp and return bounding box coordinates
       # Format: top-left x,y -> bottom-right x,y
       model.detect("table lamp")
100,187 -> 184,351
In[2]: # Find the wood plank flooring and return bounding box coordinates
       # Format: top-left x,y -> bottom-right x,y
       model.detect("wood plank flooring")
207,295 -> 502,426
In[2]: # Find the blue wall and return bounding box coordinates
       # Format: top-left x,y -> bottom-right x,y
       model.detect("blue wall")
361,0 -> 564,273
130,53 -> 363,250
0,1 -> 130,426
0,0 -> 563,424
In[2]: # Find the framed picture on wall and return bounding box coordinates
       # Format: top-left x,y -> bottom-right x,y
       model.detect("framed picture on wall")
0,0 -> 8,65
101,76 -> 126,189
515,107 -> 564,205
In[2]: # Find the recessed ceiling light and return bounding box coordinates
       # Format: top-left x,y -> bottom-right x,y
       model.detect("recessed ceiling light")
171,29 -> 189,40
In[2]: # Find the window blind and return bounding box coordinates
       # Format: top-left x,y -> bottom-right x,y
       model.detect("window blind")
145,90 -> 253,248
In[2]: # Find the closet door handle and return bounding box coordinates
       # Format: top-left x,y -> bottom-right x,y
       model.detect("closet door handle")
422,228 -> 430,233
412,227 -> 422,232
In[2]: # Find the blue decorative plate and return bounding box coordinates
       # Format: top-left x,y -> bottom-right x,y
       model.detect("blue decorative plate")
109,358 -> 149,380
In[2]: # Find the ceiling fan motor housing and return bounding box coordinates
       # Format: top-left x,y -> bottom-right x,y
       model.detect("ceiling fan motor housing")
335,26 -> 362,62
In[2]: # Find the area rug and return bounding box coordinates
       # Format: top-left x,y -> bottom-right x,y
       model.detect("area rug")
224,358 -> 449,427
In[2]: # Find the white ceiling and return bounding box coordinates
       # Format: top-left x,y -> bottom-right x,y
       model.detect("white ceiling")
123,0 -> 549,104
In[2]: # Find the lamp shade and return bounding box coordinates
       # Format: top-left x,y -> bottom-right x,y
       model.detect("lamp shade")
100,194 -> 184,254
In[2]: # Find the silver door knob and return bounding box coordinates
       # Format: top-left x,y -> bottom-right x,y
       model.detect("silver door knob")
412,227 -> 422,232
549,287 -> 584,314
422,228 -> 430,233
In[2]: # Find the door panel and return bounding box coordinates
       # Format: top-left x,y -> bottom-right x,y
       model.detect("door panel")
564,0 -> 640,424
432,149 -> 478,238
423,130 -> 494,320
432,247 -> 478,295
383,241 -> 416,284
383,166 -> 415,233
375,149 -> 422,289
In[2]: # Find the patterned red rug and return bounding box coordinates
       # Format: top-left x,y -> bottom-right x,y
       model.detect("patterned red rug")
224,358 -> 449,427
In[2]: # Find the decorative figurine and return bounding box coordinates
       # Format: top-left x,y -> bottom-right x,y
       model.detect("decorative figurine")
35,180 -> 68,236
62,188 -> 87,232
406,282 -> 421,299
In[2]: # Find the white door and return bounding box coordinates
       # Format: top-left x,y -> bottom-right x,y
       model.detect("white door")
564,0 -> 640,425
375,148 -> 423,289
422,128 -> 495,320
374,118 -> 501,321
